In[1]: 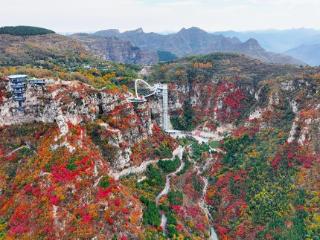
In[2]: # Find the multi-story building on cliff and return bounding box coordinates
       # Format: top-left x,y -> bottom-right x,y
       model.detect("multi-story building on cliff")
8,75 -> 27,111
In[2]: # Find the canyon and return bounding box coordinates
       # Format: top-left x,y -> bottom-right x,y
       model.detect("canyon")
0,52 -> 319,239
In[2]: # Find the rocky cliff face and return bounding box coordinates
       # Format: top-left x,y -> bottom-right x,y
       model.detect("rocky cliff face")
71,34 -> 158,65
0,72 -> 186,239
0,78 -> 153,170
148,53 -> 320,239
149,53 -> 320,161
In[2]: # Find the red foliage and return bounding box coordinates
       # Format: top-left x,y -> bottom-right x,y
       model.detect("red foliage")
82,213 -> 93,224
186,206 -> 200,218
296,155 -> 314,168
97,186 -> 113,199
51,165 -> 77,183
49,195 -> 60,205
171,205 -> 184,216
272,144 -> 316,169
8,204 -> 30,236
271,154 -> 282,169
121,208 -> 129,214
107,103 -> 139,131
5,152 -> 17,162
215,225 -> 229,236
235,223 -> 246,237
0,89 -> 5,104
114,198 -> 121,207
215,83 -> 247,122
195,223 -> 206,232
216,82 -> 236,94
224,89 -> 245,109
107,217 -> 114,225
216,172 -> 233,188
176,224 -> 184,231
50,153 -> 95,183
232,125 -> 260,138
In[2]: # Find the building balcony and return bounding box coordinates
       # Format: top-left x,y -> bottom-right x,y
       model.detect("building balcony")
12,89 -> 25,94
11,83 -> 26,89
10,79 -> 26,83
29,79 -> 46,85
13,96 -> 26,101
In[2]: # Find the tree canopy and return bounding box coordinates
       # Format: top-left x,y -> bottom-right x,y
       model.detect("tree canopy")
0,26 -> 55,36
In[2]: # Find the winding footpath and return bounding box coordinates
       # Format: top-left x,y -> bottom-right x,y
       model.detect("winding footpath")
108,134 -> 219,239
1,144 -> 31,158
199,175 -> 218,240
109,146 -> 184,181
194,146 -> 219,240
155,145 -> 185,233
109,159 -> 159,181
156,146 -> 185,205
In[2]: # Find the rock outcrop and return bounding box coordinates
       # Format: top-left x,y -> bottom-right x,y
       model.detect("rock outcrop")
0,78 -> 152,170
71,34 -> 158,65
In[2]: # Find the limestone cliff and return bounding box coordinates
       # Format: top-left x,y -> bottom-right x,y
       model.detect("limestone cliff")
0,78 -> 152,170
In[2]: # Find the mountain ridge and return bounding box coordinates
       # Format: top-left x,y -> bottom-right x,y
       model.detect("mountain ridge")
286,43 -> 320,66
70,33 -> 158,65
0,33 -> 96,66
93,27 -> 304,65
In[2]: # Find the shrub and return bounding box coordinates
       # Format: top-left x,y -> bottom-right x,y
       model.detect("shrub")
192,175 -> 203,193
155,143 -> 173,159
66,156 -> 77,171
177,158 -> 191,176
99,176 -> 110,188
146,165 -> 164,187
191,142 -> 209,161
168,191 -> 183,206
157,156 -> 180,173
171,100 -> 195,131
140,197 -> 161,227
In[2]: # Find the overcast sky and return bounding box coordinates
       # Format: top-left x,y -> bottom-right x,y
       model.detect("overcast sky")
1,0 -> 320,33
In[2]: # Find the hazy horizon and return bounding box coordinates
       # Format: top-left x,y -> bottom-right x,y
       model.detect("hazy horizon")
60,27 -> 320,35
1,0 -> 320,33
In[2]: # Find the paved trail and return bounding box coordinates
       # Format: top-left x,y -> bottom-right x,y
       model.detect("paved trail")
155,145 -> 185,233
109,131 -> 220,239
109,145 -> 184,181
1,144 -> 31,158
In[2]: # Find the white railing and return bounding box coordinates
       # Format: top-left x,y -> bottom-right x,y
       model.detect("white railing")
129,79 -> 169,131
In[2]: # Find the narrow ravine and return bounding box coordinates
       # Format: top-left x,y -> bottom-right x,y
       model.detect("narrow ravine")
155,145 -> 185,233
195,146 -> 219,240
199,175 -> 218,240
109,133 -> 220,238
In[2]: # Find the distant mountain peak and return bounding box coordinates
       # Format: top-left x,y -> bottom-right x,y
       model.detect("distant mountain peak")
85,27 -> 303,65
243,38 -> 264,50
136,28 -> 144,33
245,38 -> 260,44
129,28 -> 144,33
94,29 -> 120,37
178,27 -> 206,34
106,29 -> 120,34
